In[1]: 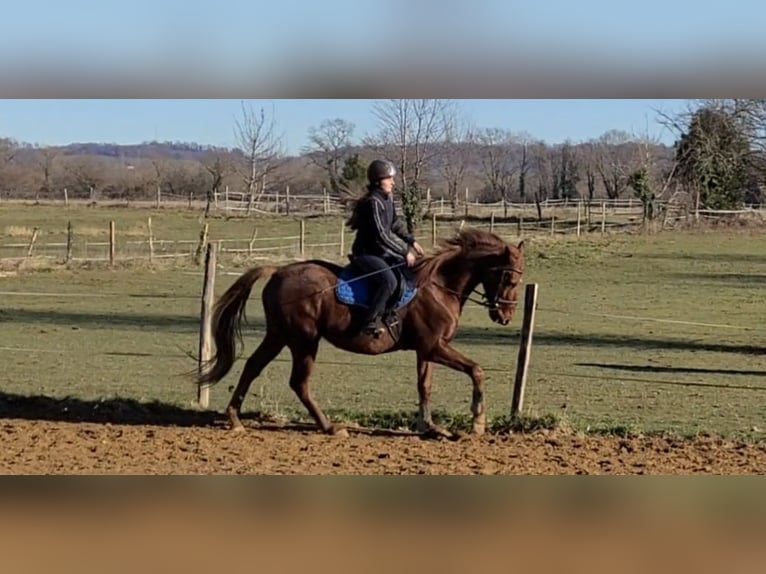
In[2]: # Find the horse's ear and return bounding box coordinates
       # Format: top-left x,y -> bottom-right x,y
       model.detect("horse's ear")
516,240 -> 525,252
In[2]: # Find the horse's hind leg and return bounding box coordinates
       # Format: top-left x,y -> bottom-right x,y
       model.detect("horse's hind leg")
226,331 -> 284,432
288,339 -> 348,437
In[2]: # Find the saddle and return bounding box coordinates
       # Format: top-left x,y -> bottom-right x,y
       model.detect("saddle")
335,258 -> 418,312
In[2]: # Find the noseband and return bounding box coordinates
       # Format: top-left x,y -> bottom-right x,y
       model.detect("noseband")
483,265 -> 524,310
433,265 -> 523,310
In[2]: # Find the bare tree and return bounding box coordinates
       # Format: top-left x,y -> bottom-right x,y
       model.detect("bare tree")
551,140 -> 580,200
150,157 -> 170,199
578,140 -> 599,201
516,131 -> 534,204
369,99 -> 453,231
61,156 -> 107,200
165,160 -> 209,201
0,138 -> 17,191
627,131 -> 678,227
530,141 -> 554,220
34,146 -> 60,200
303,118 -> 355,196
200,151 -> 234,217
233,101 -> 285,205
435,107 -> 475,212
476,128 -> 519,217
593,129 -> 639,199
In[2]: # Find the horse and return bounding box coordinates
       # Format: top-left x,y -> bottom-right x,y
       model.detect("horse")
196,227 -> 525,438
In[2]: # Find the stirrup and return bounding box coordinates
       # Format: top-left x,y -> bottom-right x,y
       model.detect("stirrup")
383,312 -> 399,328
363,320 -> 385,337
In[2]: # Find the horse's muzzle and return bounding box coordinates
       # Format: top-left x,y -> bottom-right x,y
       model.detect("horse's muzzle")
489,308 -> 510,326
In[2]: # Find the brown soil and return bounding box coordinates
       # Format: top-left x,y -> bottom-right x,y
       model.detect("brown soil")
2,417 -> 765,474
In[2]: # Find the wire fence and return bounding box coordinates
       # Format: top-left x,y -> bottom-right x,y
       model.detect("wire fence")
2,281 -> 763,386
4,187 -> 766,221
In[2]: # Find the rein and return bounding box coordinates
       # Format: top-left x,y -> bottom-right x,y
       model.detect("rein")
431,265 -> 523,310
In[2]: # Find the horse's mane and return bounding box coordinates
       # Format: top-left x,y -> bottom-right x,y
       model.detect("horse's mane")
412,228 -> 508,287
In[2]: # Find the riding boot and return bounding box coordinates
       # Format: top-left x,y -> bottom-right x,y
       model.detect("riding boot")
362,288 -> 391,338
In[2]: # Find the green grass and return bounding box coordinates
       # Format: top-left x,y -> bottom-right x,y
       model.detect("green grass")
2,203 -> 766,441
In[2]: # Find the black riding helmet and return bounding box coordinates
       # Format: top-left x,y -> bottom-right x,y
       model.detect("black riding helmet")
367,159 -> 396,184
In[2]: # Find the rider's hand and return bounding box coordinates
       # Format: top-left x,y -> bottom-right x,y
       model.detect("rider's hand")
412,241 -> 425,256
406,252 -> 416,267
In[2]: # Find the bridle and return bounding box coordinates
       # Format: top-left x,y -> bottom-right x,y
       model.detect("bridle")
433,264 -> 524,310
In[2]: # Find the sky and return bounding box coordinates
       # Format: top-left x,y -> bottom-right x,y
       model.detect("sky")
0,99 -> 690,155
0,1 -> 762,152
1,0 -> 762,73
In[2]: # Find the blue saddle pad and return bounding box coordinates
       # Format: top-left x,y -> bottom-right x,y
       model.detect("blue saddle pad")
335,265 -> 417,310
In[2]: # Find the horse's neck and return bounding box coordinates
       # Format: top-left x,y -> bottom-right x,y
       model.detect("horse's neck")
436,255 -> 481,303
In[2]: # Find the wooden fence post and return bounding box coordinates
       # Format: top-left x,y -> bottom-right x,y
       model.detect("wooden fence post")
511,283 -> 539,418
109,220 -> 115,266
286,186 -> 291,216
26,227 -> 40,258
197,242 -> 217,409
195,223 -> 209,265
248,227 -> 258,255
66,221 -> 73,263
147,217 -> 154,262
464,187 -> 469,218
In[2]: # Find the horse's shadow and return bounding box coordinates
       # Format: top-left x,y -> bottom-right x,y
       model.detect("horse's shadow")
0,391 -> 422,438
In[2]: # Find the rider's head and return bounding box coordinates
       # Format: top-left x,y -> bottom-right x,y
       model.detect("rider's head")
367,159 -> 396,193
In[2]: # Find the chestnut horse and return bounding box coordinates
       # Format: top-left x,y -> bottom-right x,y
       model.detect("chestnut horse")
196,228 -> 525,438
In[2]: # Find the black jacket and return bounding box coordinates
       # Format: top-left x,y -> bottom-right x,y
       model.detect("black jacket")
350,188 -> 415,260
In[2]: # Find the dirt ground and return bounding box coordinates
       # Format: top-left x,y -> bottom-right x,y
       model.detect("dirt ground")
2,416 -> 766,474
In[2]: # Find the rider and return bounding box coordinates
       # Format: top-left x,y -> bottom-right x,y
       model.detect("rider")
346,159 -> 425,337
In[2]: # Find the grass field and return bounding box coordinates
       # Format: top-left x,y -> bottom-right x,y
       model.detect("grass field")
2,204 -> 766,441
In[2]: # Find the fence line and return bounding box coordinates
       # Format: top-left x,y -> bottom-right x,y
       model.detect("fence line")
4,268 -> 764,334
531,370 -> 766,393
4,188 -> 765,220
536,306 -> 763,333
5,267 -> 765,435
5,203 -> 765,265
5,211 -> 764,424
2,342 -> 763,396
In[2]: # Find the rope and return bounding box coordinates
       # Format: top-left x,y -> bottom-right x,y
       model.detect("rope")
537,306 -> 760,333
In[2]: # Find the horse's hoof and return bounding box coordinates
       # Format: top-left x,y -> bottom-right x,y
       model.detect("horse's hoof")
230,424 -> 246,433
419,424 -> 454,440
472,413 -> 487,436
328,425 -> 349,438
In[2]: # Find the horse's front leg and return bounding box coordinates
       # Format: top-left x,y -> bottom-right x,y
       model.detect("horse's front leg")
427,341 -> 487,435
415,354 -> 453,439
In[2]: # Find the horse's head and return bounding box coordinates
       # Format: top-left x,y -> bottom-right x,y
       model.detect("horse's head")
419,229 -> 526,326
478,240 -> 525,326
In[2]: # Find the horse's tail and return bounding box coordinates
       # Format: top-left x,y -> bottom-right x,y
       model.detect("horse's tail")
197,265 -> 278,388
